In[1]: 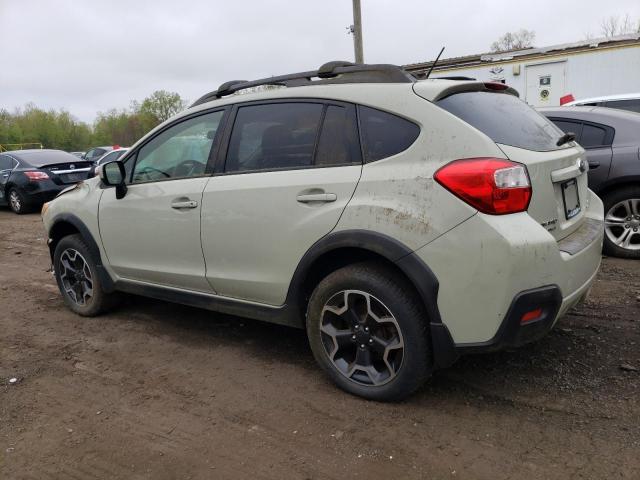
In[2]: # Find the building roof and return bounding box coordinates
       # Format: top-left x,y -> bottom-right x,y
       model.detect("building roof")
405,33 -> 640,76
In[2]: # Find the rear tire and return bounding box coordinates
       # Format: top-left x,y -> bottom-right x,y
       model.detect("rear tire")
8,187 -> 31,214
603,186 -> 640,259
53,234 -> 119,316
306,262 -> 432,401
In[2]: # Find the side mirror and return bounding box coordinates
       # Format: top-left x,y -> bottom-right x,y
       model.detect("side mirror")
98,160 -> 128,199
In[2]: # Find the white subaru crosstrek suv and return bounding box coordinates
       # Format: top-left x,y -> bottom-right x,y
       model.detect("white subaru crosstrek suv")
42,62 -> 604,401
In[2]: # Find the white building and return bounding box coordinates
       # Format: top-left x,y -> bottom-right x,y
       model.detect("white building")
404,34 -> 640,107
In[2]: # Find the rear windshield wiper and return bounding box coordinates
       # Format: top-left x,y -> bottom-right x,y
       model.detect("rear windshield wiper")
556,132 -> 576,146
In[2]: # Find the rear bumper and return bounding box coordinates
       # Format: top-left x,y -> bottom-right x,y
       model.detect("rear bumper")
21,182 -> 66,206
415,189 -> 604,362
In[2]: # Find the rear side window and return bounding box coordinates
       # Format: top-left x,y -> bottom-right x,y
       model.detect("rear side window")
437,92 -> 563,151
358,106 -> 420,163
0,155 -> 15,171
226,103 -> 323,172
580,124 -> 608,148
315,105 -> 361,166
551,119 -> 583,138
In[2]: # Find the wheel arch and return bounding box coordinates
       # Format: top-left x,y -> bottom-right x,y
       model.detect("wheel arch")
594,176 -> 640,199
286,230 -> 458,369
48,214 -> 116,292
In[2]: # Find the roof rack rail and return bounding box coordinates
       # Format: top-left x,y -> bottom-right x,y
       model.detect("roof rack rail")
191,61 -> 415,107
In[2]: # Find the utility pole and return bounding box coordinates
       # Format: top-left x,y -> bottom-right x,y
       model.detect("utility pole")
351,0 -> 364,63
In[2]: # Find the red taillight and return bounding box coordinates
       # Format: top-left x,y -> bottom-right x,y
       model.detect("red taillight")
434,158 -> 532,215
24,171 -> 49,181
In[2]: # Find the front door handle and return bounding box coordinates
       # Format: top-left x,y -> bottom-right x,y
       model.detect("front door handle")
171,199 -> 198,209
296,193 -> 337,203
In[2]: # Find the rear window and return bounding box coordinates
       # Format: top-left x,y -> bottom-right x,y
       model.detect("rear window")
437,92 -> 564,151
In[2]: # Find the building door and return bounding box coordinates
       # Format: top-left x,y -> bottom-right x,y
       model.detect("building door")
525,61 -> 567,107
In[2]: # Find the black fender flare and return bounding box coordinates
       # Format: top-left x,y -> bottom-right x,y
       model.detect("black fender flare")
48,213 -> 116,292
285,229 -> 458,368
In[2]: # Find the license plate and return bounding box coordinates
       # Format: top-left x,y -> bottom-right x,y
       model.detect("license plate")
561,178 -> 581,219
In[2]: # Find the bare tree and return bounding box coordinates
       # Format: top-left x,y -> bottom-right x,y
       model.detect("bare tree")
490,29 -> 536,53
600,14 -> 640,38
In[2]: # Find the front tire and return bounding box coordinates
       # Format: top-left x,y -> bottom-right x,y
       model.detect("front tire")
603,186 -> 640,259
306,262 -> 432,401
53,234 -> 119,316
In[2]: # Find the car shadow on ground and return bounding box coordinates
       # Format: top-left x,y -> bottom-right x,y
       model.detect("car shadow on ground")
106,293 -> 607,406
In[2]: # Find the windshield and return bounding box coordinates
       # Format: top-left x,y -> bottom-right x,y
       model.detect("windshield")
437,91 -> 565,151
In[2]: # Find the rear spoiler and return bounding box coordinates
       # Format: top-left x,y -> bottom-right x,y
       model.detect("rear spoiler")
431,82 -> 519,102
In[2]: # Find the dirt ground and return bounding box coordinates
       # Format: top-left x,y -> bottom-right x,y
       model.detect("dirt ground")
0,209 -> 638,480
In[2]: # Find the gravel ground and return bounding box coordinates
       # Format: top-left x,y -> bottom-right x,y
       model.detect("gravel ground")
1,209 -> 639,479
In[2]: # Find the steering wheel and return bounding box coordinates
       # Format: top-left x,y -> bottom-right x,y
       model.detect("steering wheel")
174,159 -> 205,177
134,166 -> 171,182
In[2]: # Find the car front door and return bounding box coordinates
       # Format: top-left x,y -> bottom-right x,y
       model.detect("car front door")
98,109 -> 227,292
201,101 -> 363,305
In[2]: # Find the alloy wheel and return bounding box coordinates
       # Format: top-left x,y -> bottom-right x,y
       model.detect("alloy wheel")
9,190 -> 21,212
58,248 -> 94,306
605,199 -> 640,251
320,290 -> 404,386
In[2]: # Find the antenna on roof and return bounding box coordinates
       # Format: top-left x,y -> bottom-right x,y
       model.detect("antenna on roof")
425,47 -> 445,79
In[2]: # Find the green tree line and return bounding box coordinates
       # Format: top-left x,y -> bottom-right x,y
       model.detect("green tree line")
0,90 -> 186,152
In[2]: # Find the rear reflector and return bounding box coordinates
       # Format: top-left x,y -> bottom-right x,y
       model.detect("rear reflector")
521,308 -> 544,324
434,158 -> 532,215
24,171 -> 49,181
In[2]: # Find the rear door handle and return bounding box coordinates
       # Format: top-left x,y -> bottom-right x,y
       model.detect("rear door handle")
171,200 -> 198,209
296,193 -> 337,203
588,161 -> 600,169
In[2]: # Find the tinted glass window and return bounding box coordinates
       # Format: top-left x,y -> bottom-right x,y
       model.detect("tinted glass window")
226,103 -> 323,172
0,155 -> 14,170
437,92 -> 563,151
358,106 -> 419,162
602,99 -> 640,113
580,124 -> 608,148
87,148 -> 105,160
131,110 -> 224,183
551,119 -> 583,139
315,105 -> 361,166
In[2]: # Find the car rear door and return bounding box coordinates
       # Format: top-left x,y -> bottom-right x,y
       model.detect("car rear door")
200,100 -> 363,305
0,154 -> 16,204
98,109 -> 227,292
549,117 -> 614,191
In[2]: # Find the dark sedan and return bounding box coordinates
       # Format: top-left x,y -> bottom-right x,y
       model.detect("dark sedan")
540,106 -> 640,258
0,149 -> 92,214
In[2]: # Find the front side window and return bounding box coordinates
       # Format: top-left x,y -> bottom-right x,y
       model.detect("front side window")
131,110 -> 224,183
225,102 -> 323,172
358,106 -> 420,163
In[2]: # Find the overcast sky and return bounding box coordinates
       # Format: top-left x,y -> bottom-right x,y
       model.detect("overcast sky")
1,0 -> 639,123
